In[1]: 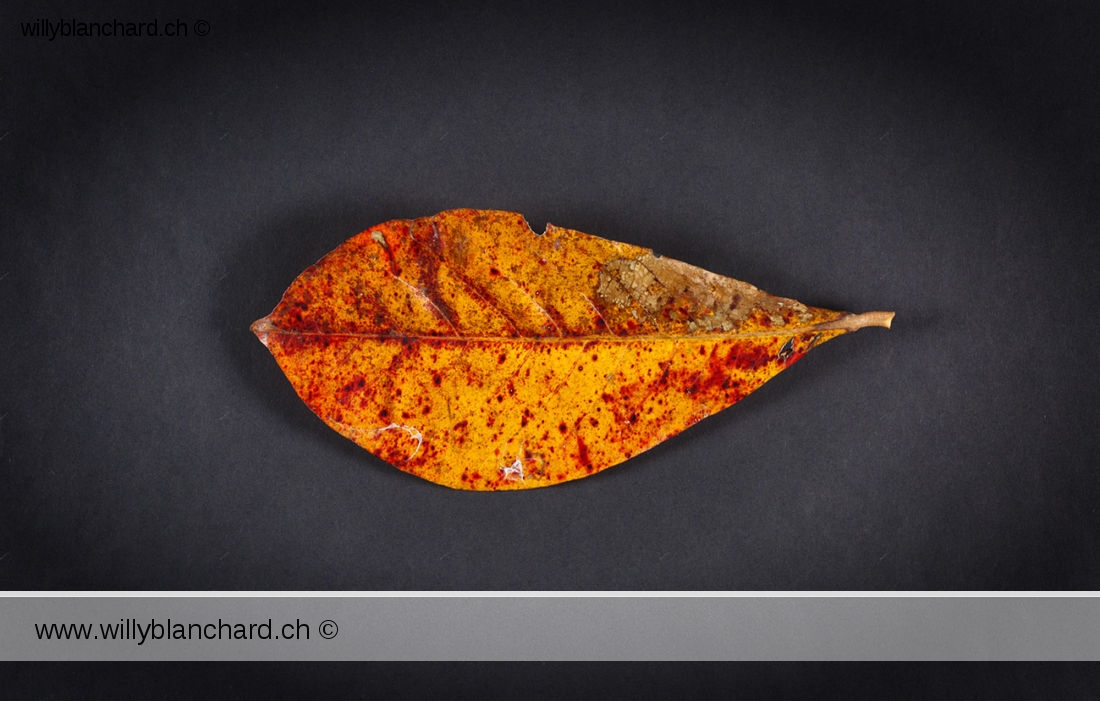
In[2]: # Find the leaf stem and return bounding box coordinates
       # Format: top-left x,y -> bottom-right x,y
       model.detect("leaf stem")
812,311 -> 895,332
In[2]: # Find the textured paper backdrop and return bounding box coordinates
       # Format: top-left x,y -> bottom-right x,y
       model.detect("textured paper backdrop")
3,0 -> 1098,590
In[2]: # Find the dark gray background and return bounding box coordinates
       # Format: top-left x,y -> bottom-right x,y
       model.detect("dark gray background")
4,662 -> 1096,698
3,0 -> 1098,590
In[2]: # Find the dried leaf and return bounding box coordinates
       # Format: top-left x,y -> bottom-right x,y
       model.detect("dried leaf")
252,209 -> 893,490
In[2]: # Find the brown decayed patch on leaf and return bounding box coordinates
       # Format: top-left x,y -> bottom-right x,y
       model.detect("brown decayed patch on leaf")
252,209 -> 893,490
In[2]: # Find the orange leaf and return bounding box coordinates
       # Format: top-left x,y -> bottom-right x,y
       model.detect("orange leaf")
252,209 -> 893,490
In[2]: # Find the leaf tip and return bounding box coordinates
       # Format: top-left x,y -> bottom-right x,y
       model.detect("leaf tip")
250,316 -> 274,347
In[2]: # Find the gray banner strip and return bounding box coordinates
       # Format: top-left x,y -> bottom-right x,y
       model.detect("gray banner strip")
2,597 -> 1097,661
